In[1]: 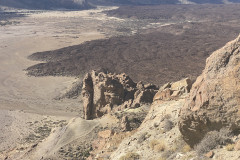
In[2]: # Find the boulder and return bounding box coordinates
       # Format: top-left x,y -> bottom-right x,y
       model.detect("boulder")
153,88 -> 173,101
179,35 -> 240,147
205,151 -> 214,158
132,89 -> 158,108
171,78 -> 192,93
153,78 -> 192,102
234,139 -> 240,151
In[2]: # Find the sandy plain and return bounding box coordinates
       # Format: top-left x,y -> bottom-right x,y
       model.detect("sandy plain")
0,6 -> 123,159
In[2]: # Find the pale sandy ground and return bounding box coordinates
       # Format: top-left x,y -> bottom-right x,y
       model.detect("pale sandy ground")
0,6 -> 122,159
0,6 -> 171,159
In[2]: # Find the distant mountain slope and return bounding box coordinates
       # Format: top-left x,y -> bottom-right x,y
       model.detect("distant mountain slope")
0,0 -> 93,10
89,0 -> 240,5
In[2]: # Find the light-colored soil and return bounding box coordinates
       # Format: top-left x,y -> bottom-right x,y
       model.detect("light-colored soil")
0,6 -> 121,159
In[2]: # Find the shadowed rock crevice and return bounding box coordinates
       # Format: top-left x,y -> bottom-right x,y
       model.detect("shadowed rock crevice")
82,73 -> 94,120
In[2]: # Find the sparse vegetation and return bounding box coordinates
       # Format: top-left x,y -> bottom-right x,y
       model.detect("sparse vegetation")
161,150 -> 174,159
182,144 -> 191,153
163,119 -> 173,132
194,128 -> 232,155
23,120 -> 67,144
150,139 -> 160,150
27,5 -> 240,86
119,152 -> 140,160
154,142 -> 166,152
109,130 -> 137,151
226,144 -> 235,151
170,136 -> 189,152
149,139 -> 166,152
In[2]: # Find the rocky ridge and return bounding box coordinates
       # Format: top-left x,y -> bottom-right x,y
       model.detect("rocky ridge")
82,35 -> 240,159
8,35 -> 240,160
179,34 -> 240,147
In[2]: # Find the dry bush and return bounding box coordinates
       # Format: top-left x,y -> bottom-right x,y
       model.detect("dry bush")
170,136 -> 189,152
154,142 -> 166,152
163,119 -> 173,132
182,144 -> 191,153
161,150 -> 174,159
194,128 -> 232,155
119,152 -> 140,160
149,139 -> 160,150
137,132 -> 148,144
226,144 -> 235,151
110,130 -> 137,150
161,114 -> 171,121
149,139 -> 166,152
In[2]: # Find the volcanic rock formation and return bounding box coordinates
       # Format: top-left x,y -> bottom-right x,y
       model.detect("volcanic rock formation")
81,70 -> 158,120
179,35 -> 240,147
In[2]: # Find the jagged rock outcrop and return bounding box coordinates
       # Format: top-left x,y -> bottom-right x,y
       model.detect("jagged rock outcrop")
109,79 -> 188,160
153,78 -> 192,101
179,35 -> 240,147
82,70 -> 158,120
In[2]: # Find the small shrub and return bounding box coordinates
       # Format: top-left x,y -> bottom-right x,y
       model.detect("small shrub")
161,114 -> 171,121
110,130 -> 136,150
149,139 -> 160,150
226,144 -> 235,151
195,128 -> 232,155
137,132 -> 148,143
149,139 -> 166,152
154,142 -> 166,152
119,152 -> 140,160
161,150 -> 174,159
164,119 -> 174,132
182,144 -> 191,153
170,135 -> 186,152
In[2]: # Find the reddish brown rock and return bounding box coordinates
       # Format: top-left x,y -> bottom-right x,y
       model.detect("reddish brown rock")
153,88 -> 173,101
82,71 -> 136,119
205,151 -> 214,158
82,70 -> 158,119
98,130 -> 114,139
153,78 -> 192,102
179,35 -> 240,147
234,139 -> 240,151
